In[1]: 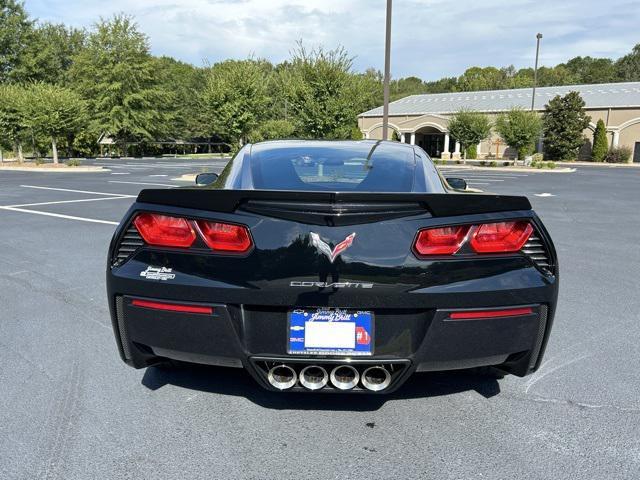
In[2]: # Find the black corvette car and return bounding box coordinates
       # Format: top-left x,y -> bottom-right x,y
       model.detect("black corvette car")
107,140 -> 558,393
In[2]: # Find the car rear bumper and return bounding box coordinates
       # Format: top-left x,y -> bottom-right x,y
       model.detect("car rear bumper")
109,292 -> 554,393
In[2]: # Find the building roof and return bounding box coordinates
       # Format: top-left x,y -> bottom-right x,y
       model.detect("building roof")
359,81 -> 640,117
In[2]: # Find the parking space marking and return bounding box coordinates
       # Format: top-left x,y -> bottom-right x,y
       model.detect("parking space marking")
108,180 -> 176,187
20,185 -> 133,197
110,172 -> 130,175
3,196 -> 134,208
0,206 -> 118,225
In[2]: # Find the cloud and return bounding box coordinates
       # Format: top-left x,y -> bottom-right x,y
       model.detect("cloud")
24,0 -> 640,79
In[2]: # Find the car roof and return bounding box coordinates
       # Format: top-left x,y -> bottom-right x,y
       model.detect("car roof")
248,139 -> 417,156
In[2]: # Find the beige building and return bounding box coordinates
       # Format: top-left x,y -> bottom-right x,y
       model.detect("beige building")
358,81 -> 640,162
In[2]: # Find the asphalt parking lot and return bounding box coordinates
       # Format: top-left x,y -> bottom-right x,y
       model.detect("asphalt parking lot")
1,159 -> 639,479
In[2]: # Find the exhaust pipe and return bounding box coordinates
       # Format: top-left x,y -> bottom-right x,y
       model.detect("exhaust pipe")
361,366 -> 391,391
299,365 -> 329,390
330,365 -> 360,390
267,364 -> 297,390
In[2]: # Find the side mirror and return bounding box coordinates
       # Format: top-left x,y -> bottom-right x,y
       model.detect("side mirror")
446,177 -> 467,190
195,172 -> 219,185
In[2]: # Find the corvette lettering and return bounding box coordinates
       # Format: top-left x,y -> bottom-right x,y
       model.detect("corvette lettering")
290,281 -> 374,289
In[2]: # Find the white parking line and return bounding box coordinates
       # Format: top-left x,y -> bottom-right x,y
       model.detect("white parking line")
149,174 -> 168,177
467,182 -> 490,185
109,180 -> 176,187
0,206 -> 118,225
110,172 -> 130,175
3,196 -> 133,208
20,185 -> 133,197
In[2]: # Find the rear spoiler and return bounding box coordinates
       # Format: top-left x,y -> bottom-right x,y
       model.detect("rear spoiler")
136,189 -> 531,218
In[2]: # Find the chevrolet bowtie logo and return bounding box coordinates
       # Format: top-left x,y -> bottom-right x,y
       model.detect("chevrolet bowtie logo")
309,232 -> 356,263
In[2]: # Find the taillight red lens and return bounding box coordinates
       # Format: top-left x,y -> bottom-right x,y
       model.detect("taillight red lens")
133,213 -> 196,248
449,307 -> 533,320
195,220 -> 252,253
132,299 -> 213,315
469,221 -> 533,253
414,225 -> 470,256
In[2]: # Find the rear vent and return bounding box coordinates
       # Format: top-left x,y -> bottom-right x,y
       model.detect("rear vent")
241,200 -> 427,226
113,225 -> 144,266
521,232 -> 553,274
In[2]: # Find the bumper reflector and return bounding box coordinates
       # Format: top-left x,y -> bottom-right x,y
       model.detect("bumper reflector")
131,299 -> 213,315
449,307 -> 533,320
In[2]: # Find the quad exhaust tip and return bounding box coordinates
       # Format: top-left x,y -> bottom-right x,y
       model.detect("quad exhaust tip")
265,363 -> 394,391
299,365 -> 329,390
267,364 -> 297,390
361,366 -> 392,392
330,365 -> 360,390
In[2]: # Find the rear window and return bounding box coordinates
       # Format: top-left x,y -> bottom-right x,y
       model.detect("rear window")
249,142 -> 416,192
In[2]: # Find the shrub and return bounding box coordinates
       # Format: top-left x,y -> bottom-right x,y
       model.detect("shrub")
546,161 -> 556,169
503,161 -> 510,167
517,144 -> 534,162
35,157 -> 45,165
532,153 -> 544,163
465,144 -> 477,159
604,146 -> 632,163
489,160 -> 497,167
591,119 -> 608,162
65,158 -> 81,166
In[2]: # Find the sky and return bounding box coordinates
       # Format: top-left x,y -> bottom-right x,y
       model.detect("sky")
24,0 -> 640,80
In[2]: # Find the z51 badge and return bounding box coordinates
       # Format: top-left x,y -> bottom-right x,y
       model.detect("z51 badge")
140,266 -> 175,281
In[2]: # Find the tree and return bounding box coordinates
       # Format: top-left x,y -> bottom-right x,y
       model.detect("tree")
447,110 -> 492,161
542,92 -> 591,160
495,108 -> 543,161
10,22 -> 86,84
0,83 -> 28,161
69,14 -> 169,153
0,0 -> 33,82
22,83 -> 87,163
615,43 -> 640,81
536,65 -> 577,87
591,119 -> 608,162
279,43 -> 375,139
457,66 -> 505,91
153,56 -> 206,140
563,56 -> 616,84
248,119 -> 295,143
200,59 -> 271,147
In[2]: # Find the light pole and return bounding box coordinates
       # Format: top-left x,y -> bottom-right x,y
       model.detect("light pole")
381,0 -> 392,141
531,33 -> 543,111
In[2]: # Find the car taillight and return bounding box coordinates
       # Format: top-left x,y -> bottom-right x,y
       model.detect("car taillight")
469,221 -> 533,253
133,213 -> 196,248
412,220 -> 533,256
414,225 -> 470,256
195,220 -> 253,253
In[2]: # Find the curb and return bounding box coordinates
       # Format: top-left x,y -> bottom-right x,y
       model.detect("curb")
556,161 -> 640,168
0,165 -> 109,173
436,165 -> 575,173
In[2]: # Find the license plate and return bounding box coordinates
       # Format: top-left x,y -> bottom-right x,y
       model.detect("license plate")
288,308 -> 373,356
